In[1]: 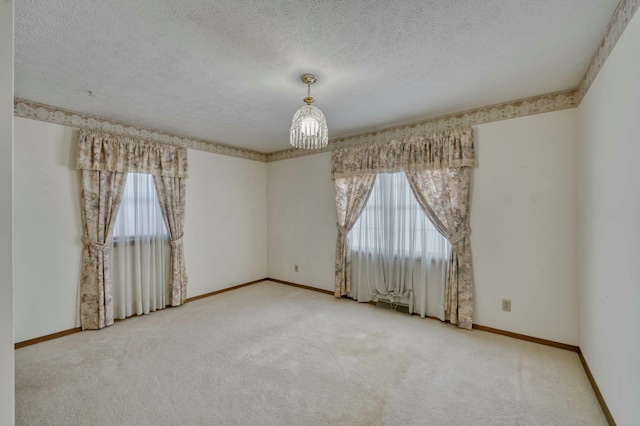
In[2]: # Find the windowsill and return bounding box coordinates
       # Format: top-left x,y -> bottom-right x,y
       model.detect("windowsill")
113,237 -> 169,247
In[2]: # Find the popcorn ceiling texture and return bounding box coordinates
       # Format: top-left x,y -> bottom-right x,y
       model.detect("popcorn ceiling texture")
14,0 -> 620,153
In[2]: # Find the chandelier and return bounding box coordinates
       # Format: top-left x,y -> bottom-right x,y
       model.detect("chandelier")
290,74 -> 328,149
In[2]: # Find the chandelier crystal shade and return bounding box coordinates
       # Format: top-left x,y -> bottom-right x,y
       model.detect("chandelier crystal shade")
290,74 -> 328,149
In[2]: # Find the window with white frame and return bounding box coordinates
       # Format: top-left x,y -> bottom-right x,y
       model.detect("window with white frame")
349,172 -> 451,318
111,173 -> 169,319
113,173 -> 168,244
350,172 -> 448,259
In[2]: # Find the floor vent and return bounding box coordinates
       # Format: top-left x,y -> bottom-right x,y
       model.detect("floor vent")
376,299 -> 411,315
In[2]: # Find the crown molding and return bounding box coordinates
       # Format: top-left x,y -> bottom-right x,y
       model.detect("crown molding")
13,99 -> 269,163
577,0 -> 640,102
267,89 -> 578,162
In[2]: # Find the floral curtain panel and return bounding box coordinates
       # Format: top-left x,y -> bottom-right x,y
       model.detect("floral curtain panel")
77,129 -> 188,330
153,175 -> 187,306
79,170 -> 127,330
334,175 -> 377,297
406,168 -> 473,330
331,127 -> 476,329
331,127 -> 475,179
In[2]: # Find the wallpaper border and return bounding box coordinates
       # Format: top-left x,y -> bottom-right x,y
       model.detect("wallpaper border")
13,1 -> 638,163
266,89 -> 579,162
13,99 -> 269,163
577,0 -> 639,101
268,0 -> 639,163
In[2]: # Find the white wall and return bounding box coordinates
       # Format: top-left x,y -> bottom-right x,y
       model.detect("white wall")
267,110 -> 580,345
185,150 -> 267,296
267,152 -> 336,292
472,110 -> 579,345
578,9 -> 640,426
13,119 -> 82,342
13,118 -> 268,342
0,1 -> 14,424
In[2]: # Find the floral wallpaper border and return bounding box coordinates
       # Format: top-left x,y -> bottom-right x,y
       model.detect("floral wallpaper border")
13,99 -> 269,163
577,0 -> 639,101
268,0 -> 639,163
14,0 -> 638,163
11,90 -> 579,164
267,89 -> 579,162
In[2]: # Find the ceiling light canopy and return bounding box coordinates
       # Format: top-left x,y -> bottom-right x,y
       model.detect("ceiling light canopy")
290,74 -> 328,150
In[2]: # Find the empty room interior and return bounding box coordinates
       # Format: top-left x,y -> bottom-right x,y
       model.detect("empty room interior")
1,1 -> 640,425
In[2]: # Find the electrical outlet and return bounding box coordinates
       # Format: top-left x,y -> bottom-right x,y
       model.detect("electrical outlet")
502,299 -> 511,312
294,264 -> 298,272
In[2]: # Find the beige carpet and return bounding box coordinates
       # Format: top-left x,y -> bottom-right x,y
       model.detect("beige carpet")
15,281 -> 606,425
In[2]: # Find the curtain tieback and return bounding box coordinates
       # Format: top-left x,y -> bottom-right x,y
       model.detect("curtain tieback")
81,234 -> 111,253
448,226 -> 469,245
169,233 -> 184,248
336,223 -> 349,236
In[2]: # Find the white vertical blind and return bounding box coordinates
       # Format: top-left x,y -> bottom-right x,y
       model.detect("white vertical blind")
112,173 -> 169,319
350,172 -> 450,319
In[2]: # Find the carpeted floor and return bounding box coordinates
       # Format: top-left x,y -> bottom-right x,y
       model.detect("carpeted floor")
15,281 -> 607,425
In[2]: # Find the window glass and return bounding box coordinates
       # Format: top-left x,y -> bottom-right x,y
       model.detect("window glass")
351,172 -> 448,257
113,173 -> 168,243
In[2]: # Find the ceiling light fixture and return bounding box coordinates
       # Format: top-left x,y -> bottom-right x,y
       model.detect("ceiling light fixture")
290,74 -> 328,149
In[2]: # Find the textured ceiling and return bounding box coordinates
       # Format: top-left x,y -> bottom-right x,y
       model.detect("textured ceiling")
15,0 -> 620,153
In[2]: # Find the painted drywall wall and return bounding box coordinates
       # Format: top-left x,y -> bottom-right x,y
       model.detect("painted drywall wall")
472,110 -> 579,345
578,9 -> 640,426
267,110 -> 579,345
267,152 -> 336,292
13,119 -> 81,342
185,150 -> 267,296
13,118 -> 268,342
0,1 -> 14,424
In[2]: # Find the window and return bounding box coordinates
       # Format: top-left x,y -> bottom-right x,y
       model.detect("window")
112,173 -> 169,319
350,172 -> 448,259
349,172 -> 450,318
113,173 -> 168,244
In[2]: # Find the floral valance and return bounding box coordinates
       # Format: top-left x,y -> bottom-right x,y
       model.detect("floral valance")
331,127 -> 475,179
77,129 -> 188,178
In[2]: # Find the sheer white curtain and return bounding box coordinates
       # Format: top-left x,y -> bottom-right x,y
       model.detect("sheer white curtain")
350,172 -> 450,319
112,173 -> 170,319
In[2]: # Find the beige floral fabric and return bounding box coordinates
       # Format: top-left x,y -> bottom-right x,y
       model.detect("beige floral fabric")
331,127 -> 475,179
405,167 -> 473,330
331,126 -> 476,329
79,169 -> 127,330
77,129 -> 188,178
77,128 -> 189,329
334,175 -> 377,298
153,176 -> 188,306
